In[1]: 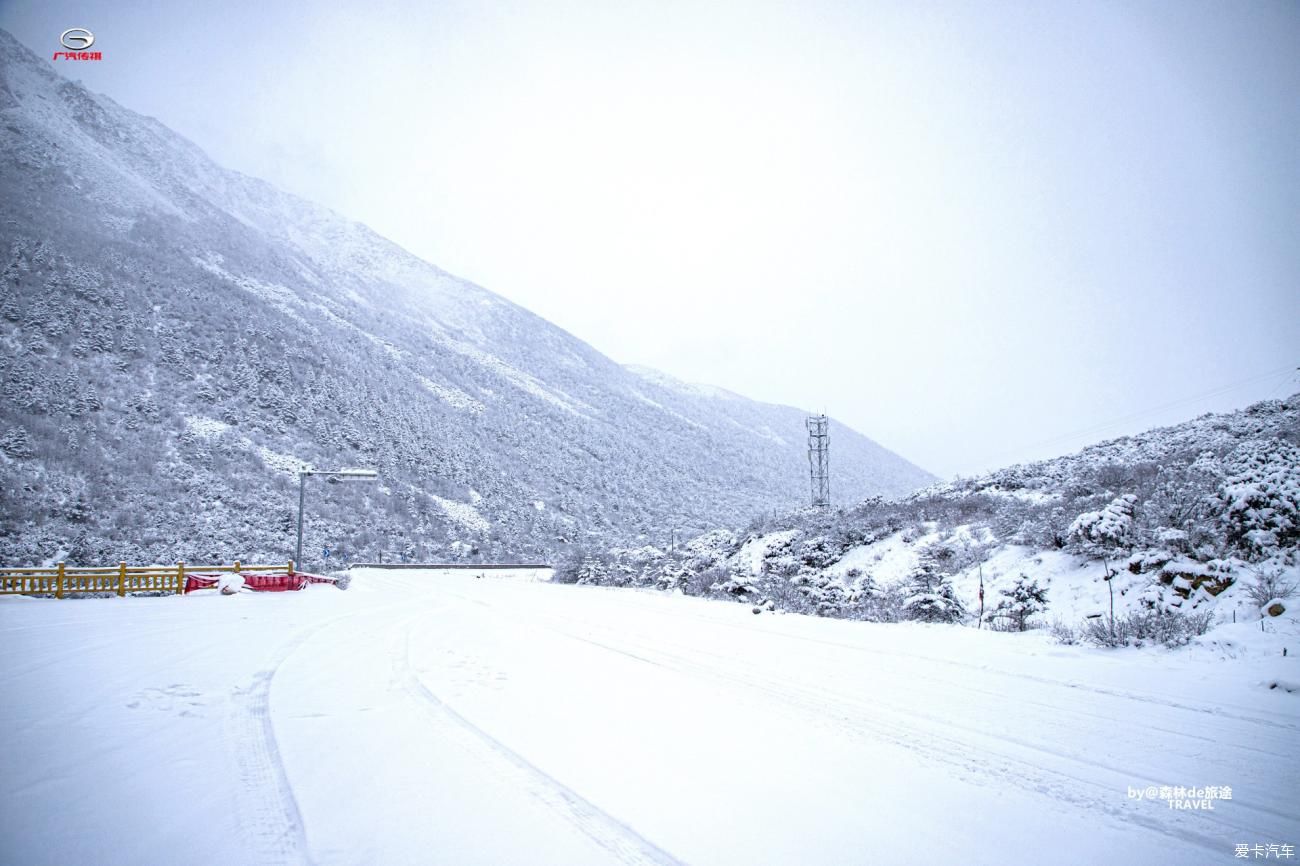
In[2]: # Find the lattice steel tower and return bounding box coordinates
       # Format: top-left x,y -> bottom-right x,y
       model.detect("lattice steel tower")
806,414 -> 830,508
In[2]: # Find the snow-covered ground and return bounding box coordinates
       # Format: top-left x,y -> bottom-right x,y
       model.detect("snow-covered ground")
2,569 -> 1297,865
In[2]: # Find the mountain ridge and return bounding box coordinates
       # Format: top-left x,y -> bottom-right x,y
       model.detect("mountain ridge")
0,28 -> 933,566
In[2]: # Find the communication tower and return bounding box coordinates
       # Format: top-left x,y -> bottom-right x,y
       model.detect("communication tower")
806,414 -> 830,508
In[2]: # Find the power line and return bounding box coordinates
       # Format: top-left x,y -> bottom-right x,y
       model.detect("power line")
1267,367 -> 1300,400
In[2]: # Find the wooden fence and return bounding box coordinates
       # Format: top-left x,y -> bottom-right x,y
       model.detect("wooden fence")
0,561 -> 297,598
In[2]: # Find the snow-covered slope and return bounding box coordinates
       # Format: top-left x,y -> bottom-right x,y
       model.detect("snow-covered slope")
0,29 -> 933,566
2,570 -> 1295,865
575,396 -> 1300,641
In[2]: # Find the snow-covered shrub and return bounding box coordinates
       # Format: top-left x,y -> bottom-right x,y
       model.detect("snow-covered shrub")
1135,454 -> 1223,552
1049,618 -> 1078,645
1242,568 -> 1299,608
1126,547 -> 1176,575
752,569 -> 815,615
990,574 -> 1048,632
683,529 -> 740,567
552,550 -> 585,584
880,580 -> 914,623
996,501 -> 1061,549
1094,461 -> 1140,491
850,579 -> 911,623
618,545 -> 665,566
1080,609 -> 1214,648
795,536 -> 840,571
1069,494 -> 1138,554
685,564 -> 728,597
918,536 -> 989,575
789,571 -> 852,617
1155,527 -> 1190,552
710,568 -> 759,600
1217,439 -> 1300,557
555,548 -> 647,588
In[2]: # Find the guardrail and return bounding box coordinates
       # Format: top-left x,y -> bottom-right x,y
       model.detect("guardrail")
0,561 -> 298,598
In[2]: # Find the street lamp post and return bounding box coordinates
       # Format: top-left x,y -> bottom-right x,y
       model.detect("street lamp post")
295,468 -> 378,569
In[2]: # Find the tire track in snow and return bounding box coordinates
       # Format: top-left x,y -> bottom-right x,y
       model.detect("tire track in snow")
464,592 -> 1298,758
225,613 -> 363,866
468,597 -> 1289,854
549,626 -> 1251,853
553,611 -> 1300,833
562,608 -> 1290,757
228,665 -> 314,866
392,613 -> 686,866
631,603 -> 1300,731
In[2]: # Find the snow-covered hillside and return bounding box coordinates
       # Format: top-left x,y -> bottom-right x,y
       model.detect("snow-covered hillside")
2,569 -> 1295,866
572,396 -> 1300,644
0,28 -> 932,567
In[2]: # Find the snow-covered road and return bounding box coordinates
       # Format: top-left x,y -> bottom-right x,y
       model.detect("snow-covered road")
2,569 -> 1296,865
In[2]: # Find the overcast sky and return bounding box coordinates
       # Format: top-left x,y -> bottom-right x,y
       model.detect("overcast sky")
4,0 -> 1297,478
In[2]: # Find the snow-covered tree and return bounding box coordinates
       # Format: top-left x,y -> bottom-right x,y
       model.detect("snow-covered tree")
0,427 -> 35,459
902,564 -> 966,623
710,567 -> 759,601
575,556 -> 609,585
991,573 -> 1048,631
844,569 -> 880,619
653,558 -> 689,592
789,570 -> 851,617
1069,494 -> 1138,554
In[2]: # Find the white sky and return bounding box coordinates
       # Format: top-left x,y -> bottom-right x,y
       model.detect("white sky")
4,0 -> 1298,478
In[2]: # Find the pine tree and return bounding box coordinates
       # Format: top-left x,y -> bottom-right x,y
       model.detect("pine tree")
576,556 -> 608,585
90,327 -> 114,353
992,573 -> 1048,631
903,563 -> 966,623
0,427 -> 35,459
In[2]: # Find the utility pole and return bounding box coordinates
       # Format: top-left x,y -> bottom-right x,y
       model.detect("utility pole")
296,472 -> 307,568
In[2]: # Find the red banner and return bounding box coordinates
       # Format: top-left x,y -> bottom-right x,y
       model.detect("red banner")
183,572 -> 337,594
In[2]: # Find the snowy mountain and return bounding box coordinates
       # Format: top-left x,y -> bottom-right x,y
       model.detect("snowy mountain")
576,395 -> 1300,641
0,30 -> 933,567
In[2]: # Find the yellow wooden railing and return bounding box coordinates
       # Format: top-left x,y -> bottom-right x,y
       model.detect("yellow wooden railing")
0,561 -> 297,598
